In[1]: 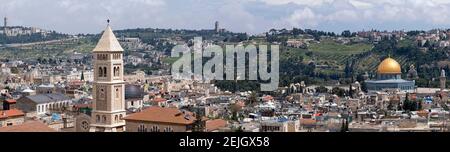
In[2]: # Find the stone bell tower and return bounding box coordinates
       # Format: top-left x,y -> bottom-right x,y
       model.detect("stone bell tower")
89,21 -> 126,132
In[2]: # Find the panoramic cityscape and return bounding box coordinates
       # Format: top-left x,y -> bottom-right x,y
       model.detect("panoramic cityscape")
1,0 -> 450,133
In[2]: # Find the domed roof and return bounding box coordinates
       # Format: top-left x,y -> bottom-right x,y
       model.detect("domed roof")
125,85 -> 144,99
377,57 -> 401,74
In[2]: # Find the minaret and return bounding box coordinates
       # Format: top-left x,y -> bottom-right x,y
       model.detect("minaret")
89,20 -> 126,132
440,69 -> 446,92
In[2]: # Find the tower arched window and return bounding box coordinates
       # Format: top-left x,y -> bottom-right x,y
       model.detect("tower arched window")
102,115 -> 107,123
96,115 -> 100,122
115,115 -> 118,122
99,67 -> 103,77
113,67 -> 117,76
103,67 -> 107,77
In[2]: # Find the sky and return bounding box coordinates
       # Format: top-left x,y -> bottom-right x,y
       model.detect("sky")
3,0 -> 450,35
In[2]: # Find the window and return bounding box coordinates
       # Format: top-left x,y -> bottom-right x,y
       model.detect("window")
103,67 -> 107,77
98,67 -> 103,77
102,115 -> 107,123
81,121 -> 89,131
96,115 -> 100,122
99,88 -> 105,99
131,101 -> 134,106
138,124 -> 147,132
7,123 -> 13,126
115,115 -> 118,123
150,126 -> 160,132
164,127 -> 173,132
119,114 -> 123,120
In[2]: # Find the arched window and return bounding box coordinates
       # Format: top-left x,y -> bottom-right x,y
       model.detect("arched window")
115,115 -> 118,122
117,67 -> 120,76
102,115 -> 107,123
113,67 -> 117,76
150,126 -> 160,132
138,124 -> 147,132
96,115 -> 100,122
103,67 -> 107,77
98,67 -> 103,77
164,127 -> 173,132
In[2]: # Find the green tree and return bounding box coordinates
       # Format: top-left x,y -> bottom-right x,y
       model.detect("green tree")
315,86 -> 328,93
248,92 -> 257,106
192,113 -> 205,132
332,87 -> 346,97
80,71 -> 85,81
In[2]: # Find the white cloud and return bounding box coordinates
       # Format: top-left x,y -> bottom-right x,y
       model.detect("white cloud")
4,0 -> 450,34
258,0 -> 335,6
348,0 -> 373,9
285,8 -> 321,28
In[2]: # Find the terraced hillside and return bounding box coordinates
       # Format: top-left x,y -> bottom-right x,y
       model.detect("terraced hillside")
0,37 -> 95,60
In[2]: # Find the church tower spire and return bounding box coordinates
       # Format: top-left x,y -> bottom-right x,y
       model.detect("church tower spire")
89,21 -> 126,132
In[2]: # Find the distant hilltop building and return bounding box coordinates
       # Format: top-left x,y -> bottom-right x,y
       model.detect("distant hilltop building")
214,21 -> 225,33
2,17 -> 6,35
407,64 -> 418,80
0,16 -> 50,37
4,17 -> 7,28
215,21 -> 219,33
365,56 -> 415,93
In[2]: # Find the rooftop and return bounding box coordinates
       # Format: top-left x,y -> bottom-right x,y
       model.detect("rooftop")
0,109 -> 25,119
123,106 -> 196,125
206,119 -> 227,132
0,121 -> 55,132
24,93 -> 71,104
93,25 -> 124,52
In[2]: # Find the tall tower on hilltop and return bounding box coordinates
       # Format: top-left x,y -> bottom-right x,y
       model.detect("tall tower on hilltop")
440,69 -> 446,91
89,21 -> 126,132
215,21 -> 219,33
3,17 -> 7,35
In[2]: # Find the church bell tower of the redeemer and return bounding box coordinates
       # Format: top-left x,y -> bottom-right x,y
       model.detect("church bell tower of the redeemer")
89,21 -> 126,132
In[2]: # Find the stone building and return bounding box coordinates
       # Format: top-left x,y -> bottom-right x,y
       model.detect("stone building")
0,109 -> 25,127
89,23 -> 127,132
124,106 -> 198,132
16,93 -> 71,115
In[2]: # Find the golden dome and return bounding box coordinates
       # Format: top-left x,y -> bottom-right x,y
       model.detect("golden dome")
377,57 -> 401,74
